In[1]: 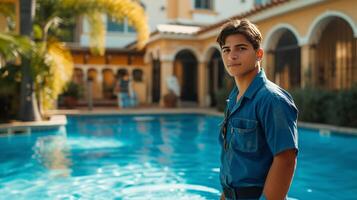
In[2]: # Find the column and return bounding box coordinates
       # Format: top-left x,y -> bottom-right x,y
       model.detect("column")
144,63 -> 151,104
197,61 -> 207,107
300,44 -> 310,88
263,50 -> 274,80
160,59 -> 174,106
96,67 -> 103,99
81,66 -> 89,100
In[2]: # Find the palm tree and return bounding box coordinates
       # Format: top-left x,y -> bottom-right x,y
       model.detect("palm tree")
14,0 -> 149,121
19,0 -> 41,121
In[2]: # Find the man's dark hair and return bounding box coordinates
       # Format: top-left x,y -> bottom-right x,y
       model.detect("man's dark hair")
216,19 -> 262,50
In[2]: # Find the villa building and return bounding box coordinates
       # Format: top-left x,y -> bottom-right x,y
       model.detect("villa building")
1,0 -> 357,108
71,0 -> 357,108
70,0 -> 256,106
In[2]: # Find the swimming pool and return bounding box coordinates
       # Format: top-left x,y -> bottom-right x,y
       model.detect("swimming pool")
0,114 -> 356,200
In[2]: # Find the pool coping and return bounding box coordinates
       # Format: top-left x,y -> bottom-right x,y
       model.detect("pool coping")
1,108 -> 357,136
0,115 -> 67,135
298,121 -> 357,135
46,108 -> 223,116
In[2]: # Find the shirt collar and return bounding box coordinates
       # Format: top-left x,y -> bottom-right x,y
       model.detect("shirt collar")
244,69 -> 267,99
227,69 -> 267,102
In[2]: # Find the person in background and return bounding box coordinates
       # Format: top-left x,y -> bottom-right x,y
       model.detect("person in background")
115,71 -> 134,108
216,19 -> 298,200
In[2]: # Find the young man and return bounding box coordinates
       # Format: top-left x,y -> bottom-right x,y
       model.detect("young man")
217,19 -> 298,200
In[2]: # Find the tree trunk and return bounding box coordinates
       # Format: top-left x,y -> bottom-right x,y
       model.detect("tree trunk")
19,0 -> 41,121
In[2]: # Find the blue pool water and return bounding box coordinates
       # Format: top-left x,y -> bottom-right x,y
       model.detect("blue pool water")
0,114 -> 356,200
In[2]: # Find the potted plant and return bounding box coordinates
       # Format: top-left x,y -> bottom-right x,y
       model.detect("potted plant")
163,90 -> 178,108
61,81 -> 82,108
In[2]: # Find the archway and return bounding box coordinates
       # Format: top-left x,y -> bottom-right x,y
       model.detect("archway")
312,17 -> 356,89
274,30 -> 301,89
102,69 -> 115,99
173,50 -> 198,102
207,48 -> 226,106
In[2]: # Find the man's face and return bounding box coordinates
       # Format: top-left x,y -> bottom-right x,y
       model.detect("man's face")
220,34 -> 262,78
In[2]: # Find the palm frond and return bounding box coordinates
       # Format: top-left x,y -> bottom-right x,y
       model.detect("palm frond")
86,12 -> 106,55
102,0 -> 149,49
61,0 -> 149,50
39,39 -> 74,109
0,32 -> 32,62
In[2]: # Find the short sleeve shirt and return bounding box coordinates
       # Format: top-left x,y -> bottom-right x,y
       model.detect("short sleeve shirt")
219,70 -> 298,188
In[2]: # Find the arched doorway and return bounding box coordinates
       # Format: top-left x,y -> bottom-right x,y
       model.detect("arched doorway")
207,49 -> 225,106
73,68 -> 84,85
313,17 -> 356,89
174,50 -> 198,102
102,69 -> 115,99
88,69 -> 100,99
152,59 -> 161,103
274,30 -> 301,89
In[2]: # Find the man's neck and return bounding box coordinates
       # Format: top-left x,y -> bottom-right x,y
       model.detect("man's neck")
234,67 -> 260,101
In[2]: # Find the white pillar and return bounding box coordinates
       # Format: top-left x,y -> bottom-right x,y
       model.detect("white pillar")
96,67 -> 103,99
198,61 -> 207,107
300,44 -> 310,88
160,60 -> 174,106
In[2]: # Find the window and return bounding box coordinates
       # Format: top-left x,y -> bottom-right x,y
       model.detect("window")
254,0 -> 271,5
107,17 -> 136,33
132,69 -> 143,82
117,69 -> 128,79
107,17 -> 125,32
128,24 -> 136,33
194,0 -> 213,10
106,2 -> 144,33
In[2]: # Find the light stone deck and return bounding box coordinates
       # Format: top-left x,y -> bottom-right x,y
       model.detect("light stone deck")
1,107 -> 357,136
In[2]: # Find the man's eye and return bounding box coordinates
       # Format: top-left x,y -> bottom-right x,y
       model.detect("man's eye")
222,49 -> 229,53
239,47 -> 246,51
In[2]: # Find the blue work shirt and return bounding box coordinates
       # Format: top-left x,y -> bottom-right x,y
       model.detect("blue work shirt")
219,70 -> 298,189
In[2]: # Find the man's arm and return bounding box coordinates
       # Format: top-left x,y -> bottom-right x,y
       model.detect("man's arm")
261,149 -> 297,200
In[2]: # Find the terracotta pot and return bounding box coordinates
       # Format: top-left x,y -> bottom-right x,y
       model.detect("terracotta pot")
63,96 -> 77,109
163,92 -> 177,108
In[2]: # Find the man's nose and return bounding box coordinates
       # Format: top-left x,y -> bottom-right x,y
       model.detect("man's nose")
228,52 -> 238,60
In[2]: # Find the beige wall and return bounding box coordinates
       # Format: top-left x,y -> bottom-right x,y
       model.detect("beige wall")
166,0 -> 192,20
0,16 -> 7,32
254,0 -> 356,88
145,0 -> 357,107
257,0 -> 356,44
71,50 -> 148,104
166,0 -> 178,19
0,0 -> 19,33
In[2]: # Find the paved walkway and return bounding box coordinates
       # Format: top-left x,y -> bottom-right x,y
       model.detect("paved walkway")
46,107 -> 222,116
0,107 -> 222,134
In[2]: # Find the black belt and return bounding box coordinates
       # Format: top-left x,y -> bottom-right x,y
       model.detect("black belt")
223,186 -> 263,199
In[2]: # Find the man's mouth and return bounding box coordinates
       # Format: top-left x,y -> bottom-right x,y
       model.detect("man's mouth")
228,64 -> 241,67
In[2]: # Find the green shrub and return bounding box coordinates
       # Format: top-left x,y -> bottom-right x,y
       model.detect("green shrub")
215,76 -> 234,112
0,63 -> 21,122
328,85 -> 357,127
290,87 -> 335,124
291,86 -> 357,128
61,81 -> 83,99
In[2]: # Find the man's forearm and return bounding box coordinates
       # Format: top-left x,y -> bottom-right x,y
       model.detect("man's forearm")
262,149 -> 297,200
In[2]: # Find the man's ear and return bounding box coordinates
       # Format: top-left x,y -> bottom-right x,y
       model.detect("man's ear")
256,48 -> 264,61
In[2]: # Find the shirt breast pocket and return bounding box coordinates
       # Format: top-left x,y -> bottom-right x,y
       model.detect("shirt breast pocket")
231,118 -> 258,153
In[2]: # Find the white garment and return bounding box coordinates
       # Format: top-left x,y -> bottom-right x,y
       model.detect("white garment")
166,75 -> 180,96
